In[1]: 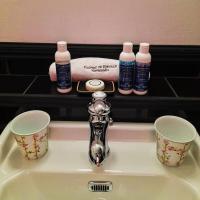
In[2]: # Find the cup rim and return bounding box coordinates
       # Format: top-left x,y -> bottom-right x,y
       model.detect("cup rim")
10,110 -> 50,136
154,115 -> 197,143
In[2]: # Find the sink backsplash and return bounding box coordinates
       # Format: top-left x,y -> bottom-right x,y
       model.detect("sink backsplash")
0,43 -> 200,77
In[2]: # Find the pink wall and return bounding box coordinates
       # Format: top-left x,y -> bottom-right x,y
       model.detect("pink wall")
0,0 -> 200,44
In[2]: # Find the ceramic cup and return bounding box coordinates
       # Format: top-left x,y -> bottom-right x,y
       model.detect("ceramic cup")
154,115 -> 197,167
10,110 -> 50,160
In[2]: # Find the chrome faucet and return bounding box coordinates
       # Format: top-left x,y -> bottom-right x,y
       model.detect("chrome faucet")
88,91 -> 112,167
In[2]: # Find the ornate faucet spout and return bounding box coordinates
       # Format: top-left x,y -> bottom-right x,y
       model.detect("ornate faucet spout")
88,91 -> 112,167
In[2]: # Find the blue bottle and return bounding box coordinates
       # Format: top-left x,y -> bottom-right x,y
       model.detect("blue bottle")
133,43 -> 151,95
118,42 -> 135,95
55,41 -> 72,93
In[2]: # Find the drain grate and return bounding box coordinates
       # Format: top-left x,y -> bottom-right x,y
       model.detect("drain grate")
88,181 -> 112,192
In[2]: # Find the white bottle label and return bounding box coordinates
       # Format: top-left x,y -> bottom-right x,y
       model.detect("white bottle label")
56,63 -> 72,89
134,62 -> 150,91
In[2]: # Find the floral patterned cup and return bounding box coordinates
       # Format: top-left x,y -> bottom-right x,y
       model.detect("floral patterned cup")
154,116 -> 197,167
10,110 -> 50,160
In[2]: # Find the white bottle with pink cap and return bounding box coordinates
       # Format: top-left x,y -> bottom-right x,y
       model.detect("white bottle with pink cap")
133,43 -> 151,95
118,42 -> 135,95
55,41 -> 72,93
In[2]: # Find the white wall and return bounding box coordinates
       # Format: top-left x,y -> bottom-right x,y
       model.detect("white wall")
0,0 -> 200,44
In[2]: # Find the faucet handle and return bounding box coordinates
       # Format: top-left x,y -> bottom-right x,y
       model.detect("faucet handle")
92,91 -> 107,100
89,91 -> 110,116
93,101 -> 107,114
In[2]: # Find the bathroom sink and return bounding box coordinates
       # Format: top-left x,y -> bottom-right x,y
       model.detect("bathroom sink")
0,172 -> 199,200
0,121 -> 200,200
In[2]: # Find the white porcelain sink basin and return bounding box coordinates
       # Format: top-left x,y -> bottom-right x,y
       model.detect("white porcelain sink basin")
0,172 -> 199,200
0,121 -> 200,200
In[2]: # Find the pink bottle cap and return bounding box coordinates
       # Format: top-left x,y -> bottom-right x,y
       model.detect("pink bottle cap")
57,41 -> 67,52
139,43 -> 150,54
123,42 -> 133,53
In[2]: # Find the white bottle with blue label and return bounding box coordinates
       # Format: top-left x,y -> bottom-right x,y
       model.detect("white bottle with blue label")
118,42 -> 135,95
133,43 -> 151,95
55,41 -> 72,93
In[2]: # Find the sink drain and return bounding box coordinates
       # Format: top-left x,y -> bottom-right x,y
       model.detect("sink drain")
88,181 -> 112,192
